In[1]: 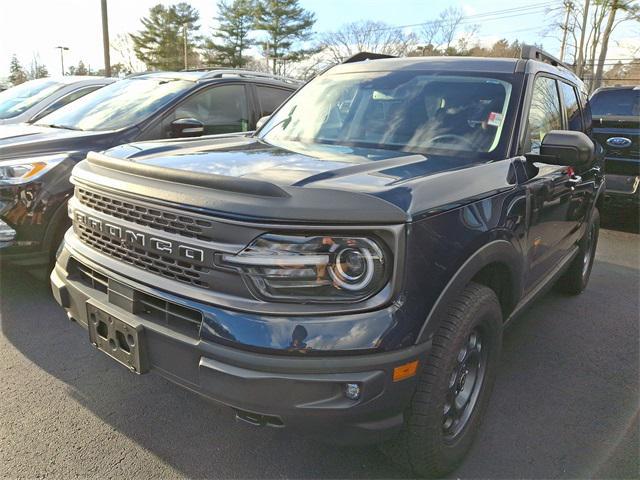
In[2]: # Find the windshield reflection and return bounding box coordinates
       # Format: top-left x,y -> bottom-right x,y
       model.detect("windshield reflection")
260,71 -> 514,159
0,78 -> 64,119
37,78 -> 192,131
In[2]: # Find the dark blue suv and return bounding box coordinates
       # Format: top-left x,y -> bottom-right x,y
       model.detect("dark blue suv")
51,48 -> 604,477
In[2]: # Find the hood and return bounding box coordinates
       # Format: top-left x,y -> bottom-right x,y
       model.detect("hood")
81,134 -> 517,221
0,123 -> 118,160
105,135 -> 481,193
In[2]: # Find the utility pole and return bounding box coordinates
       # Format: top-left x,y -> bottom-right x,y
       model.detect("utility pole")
101,0 -> 111,76
183,24 -> 188,70
55,46 -> 69,75
559,1 -> 573,62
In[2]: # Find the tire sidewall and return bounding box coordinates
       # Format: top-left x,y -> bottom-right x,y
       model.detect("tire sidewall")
408,285 -> 503,475
579,208 -> 600,290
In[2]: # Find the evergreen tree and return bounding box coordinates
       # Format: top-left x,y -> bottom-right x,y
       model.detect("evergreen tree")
131,3 -> 201,71
8,55 -> 28,85
75,60 -> 89,76
254,0 -> 316,74
204,0 -> 256,67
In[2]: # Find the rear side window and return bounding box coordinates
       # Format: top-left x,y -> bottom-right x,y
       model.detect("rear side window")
590,88 -> 640,117
559,81 -> 583,131
526,76 -> 562,153
170,84 -> 249,135
256,85 -> 291,117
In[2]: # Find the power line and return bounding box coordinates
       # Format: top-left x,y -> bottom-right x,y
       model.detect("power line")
367,2 -> 556,33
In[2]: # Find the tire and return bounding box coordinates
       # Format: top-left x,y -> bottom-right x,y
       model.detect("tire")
555,207 -> 600,295
385,282 -> 503,478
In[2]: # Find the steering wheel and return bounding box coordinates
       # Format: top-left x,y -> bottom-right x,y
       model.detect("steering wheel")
425,134 -> 475,150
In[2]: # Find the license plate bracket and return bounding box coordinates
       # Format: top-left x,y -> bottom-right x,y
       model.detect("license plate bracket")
87,303 -> 148,374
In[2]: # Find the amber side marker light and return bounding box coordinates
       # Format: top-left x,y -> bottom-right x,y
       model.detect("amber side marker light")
393,360 -> 419,382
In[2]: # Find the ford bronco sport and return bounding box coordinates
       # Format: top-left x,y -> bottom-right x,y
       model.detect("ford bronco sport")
51,47 -> 604,477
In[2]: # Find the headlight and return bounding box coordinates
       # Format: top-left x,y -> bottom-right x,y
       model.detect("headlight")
220,234 -> 390,303
0,155 -> 66,185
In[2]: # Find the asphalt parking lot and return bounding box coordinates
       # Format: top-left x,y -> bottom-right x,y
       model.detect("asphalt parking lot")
1,213 -> 638,479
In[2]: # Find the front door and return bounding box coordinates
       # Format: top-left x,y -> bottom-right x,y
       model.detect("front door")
520,75 -> 587,290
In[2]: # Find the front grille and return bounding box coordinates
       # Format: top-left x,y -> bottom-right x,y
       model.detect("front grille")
76,187 -> 215,242
76,223 -> 210,288
70,258 -> 203,338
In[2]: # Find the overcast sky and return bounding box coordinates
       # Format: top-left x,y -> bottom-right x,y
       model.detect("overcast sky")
1,0 -> 638,78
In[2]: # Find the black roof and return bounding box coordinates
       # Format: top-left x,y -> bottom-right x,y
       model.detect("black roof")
329,55 -> 584,88
331,56 -> 521,75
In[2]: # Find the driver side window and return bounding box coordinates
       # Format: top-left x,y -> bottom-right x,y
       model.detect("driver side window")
526,76 -> 562,154
164,84 -> 249,136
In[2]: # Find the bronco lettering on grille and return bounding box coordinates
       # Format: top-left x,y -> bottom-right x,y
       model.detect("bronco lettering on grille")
74,210 -> 206,264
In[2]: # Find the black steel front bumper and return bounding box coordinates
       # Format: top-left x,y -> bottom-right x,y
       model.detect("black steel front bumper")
51,241 -> 429,444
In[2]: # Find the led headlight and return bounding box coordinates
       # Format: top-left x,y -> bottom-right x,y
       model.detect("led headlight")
0,155 -> 66,185
220,234 -> 390,303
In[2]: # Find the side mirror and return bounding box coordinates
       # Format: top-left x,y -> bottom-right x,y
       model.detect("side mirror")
526,130 -> 595,168
256,115 -> 270,130
170,118 -> 204,138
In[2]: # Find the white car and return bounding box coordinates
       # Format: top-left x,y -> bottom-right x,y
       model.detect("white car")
0,76 -> 115,125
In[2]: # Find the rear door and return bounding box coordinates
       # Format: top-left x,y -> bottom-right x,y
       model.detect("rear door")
520,75 -> 587,289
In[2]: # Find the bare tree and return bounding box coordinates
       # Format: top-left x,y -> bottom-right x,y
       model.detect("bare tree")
592,0 -> 640,89
111,33 -> 144,74
318,21 -> 417,64
417,7 -> 477,56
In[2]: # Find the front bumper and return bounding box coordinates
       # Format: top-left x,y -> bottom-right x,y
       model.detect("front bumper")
51,242 -> 429,444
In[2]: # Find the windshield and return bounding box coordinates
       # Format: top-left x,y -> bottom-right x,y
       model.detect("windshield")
591,88 -> 640,117
260,71 -> 514,158
0,78 -> 64,119
36,77 -> 193,131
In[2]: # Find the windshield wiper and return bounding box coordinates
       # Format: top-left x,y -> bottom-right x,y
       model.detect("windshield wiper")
38,123 -> 82,131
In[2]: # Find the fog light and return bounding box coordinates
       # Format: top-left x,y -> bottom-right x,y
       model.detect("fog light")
0,219 -> 16,242
344,383 -> 361,400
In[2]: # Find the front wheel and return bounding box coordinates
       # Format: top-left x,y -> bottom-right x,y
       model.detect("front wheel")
386,282 -> 503,478
555,207 -> 600,295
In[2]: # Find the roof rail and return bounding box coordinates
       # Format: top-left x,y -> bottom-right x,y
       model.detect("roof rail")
123,71 -> 152,79
520,44 -> 571,70
198,69 -> 302,85
342,52 -> 397,64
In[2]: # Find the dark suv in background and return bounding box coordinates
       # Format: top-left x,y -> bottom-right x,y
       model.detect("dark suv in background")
52,48 -> 603,477
0,70 -> 298,267
590,85 -> 640,209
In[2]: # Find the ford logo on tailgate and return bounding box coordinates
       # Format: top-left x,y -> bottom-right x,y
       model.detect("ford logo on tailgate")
606,137 -> 632,148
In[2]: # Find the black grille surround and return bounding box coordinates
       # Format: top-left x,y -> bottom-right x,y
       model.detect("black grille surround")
76,187 -> 215,242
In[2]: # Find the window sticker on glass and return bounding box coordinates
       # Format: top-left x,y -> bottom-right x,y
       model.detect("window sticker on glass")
487,112 -> 503,127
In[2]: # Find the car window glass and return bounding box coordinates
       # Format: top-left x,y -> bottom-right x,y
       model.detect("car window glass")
30,86 -> 103,123
261,72 -> 514,157
37,78 -> 193,131
169,84 -> 249,135
256,86 -> 291,117
526,76 -> 562,153
590,88 -> 640,117
559,81 -> 583,131
0,78 -> 64,119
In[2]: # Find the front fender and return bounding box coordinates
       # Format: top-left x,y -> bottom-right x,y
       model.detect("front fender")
414,239 -> 524,344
